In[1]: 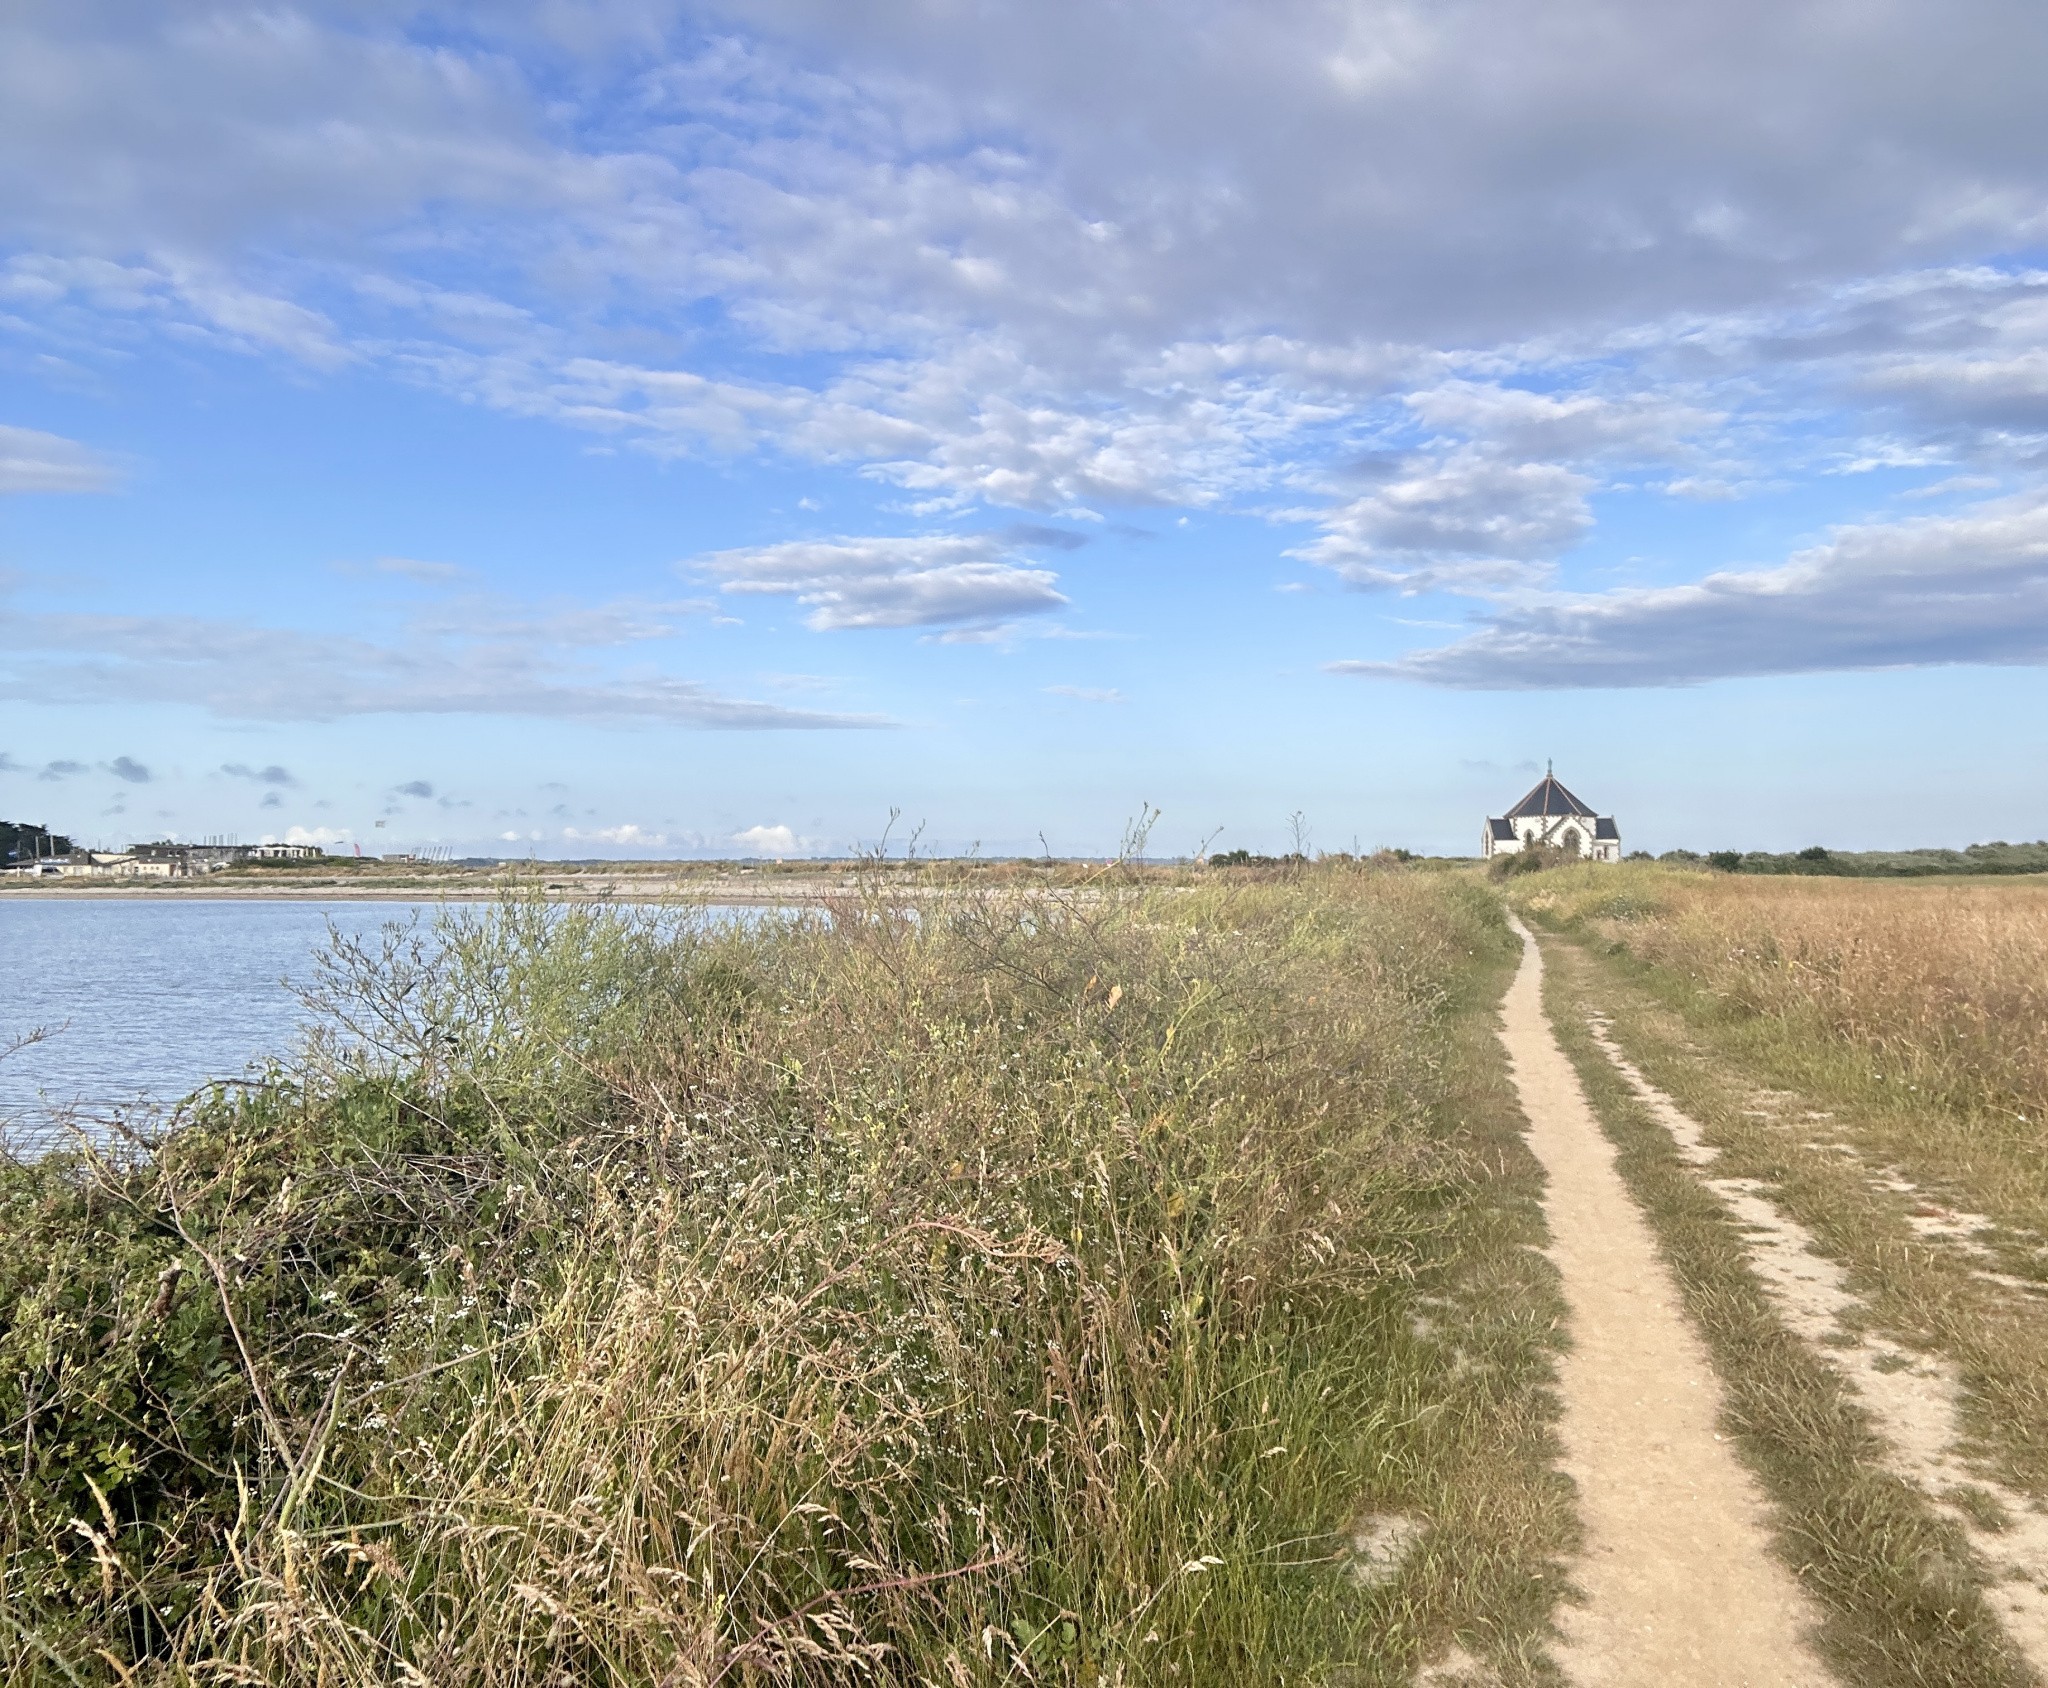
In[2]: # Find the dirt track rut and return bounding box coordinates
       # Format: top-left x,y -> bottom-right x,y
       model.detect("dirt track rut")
1500,914 -> 1833,1686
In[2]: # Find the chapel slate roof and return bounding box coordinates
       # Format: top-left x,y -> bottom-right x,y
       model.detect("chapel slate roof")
1593,817 -> 1621,841
1505,774 -> 1597,820
1489,817 -> 1516,841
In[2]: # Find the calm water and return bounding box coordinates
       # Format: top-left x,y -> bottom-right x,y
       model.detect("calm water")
0,901 -> 445,1145
0,898 -> 768,1149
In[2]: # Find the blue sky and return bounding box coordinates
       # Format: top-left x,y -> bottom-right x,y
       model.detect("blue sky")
4,1 -> 2047,859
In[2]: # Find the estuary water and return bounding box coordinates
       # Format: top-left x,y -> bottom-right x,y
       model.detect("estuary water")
0,898 -> 762,1152
0,900 -> 447,1149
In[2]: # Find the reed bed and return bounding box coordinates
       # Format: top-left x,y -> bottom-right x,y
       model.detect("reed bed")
1522,864 -> 2048,1136
0,866 -> 1521,1685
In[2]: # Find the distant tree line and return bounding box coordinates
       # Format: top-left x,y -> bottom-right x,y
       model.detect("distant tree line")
1207,848 -> 1306,867
0,820 -> 72,865
1656,841 -> 2048,877
1207,848 -> 1416,868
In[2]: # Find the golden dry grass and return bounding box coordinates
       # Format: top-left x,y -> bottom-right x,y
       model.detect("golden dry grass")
1523,865 -> 2048,1136
1519,861 -> 2048,1517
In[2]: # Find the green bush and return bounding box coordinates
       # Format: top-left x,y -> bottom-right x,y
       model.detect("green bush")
1487,844 -> 1569,880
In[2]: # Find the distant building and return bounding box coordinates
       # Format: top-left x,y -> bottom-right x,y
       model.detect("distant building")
15,853 -> 178,879
129,842 -> 223,874
253,842 -> 321,860
1483,769 -> 1621,862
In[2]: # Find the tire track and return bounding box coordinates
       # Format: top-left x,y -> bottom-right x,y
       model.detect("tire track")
1500,914 -> 1832,1686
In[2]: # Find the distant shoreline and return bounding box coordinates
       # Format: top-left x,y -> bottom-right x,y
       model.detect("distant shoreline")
0,876 -> 852,905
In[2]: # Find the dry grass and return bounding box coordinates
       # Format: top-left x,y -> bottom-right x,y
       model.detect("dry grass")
1520,864 -> 2048,1136
1,865 -> 1568,1685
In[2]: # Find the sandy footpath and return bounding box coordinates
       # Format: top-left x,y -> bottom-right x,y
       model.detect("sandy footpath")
1501,915 -> 1834,1686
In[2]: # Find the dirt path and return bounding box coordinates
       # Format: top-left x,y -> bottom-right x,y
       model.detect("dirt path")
1582,1009 -> 2048,1674
1500,915 -> 1833,1686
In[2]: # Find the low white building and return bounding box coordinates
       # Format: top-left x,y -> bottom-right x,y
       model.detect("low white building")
24,854 -> 180,878
1482,770 -> 1621,862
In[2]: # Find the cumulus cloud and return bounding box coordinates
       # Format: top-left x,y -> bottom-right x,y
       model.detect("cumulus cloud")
563,823 -> 667,849
12,3 -> 2035,522
39,759 -> 85,780
223,761 -> 295,785
1336,492 -> 2048,688
395,779 -> 434,799
1402,384 -> 1716,464
13,2 -> 2048,357
9,2 -> 2048,687
0,424 -> 122,493
1292,452 -> 1593,593
107,755 -> 151,783
732,823 -> 798,854
704,533 -> 1070,631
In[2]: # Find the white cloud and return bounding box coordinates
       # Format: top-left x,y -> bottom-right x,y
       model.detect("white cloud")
704,533 -> 1069,631
564,823 -> 667,848
1291,451 -> 1592,593
283,825 -> 350,847
0,424 -> 122,493
1402,383 -> 1715,464
732,823 -> 797,854
0,9 -> 575,260
700,0 -> 2048,353
0,598 -> 890,727
165,262 -> 352,368
1,253 -> 352,369
1866,348 -> 2048,434
402,593 -> 716,647
8,1 -> 2048,683
1337,491 -> 2048,687
364,556 -> 470,583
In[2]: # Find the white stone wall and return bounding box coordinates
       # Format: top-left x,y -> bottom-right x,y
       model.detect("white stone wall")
1483,819 -> 1622,860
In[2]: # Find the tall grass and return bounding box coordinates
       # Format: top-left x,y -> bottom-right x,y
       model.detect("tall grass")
1520,864 -> 2048,1134
1,866 -> 1517,1684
